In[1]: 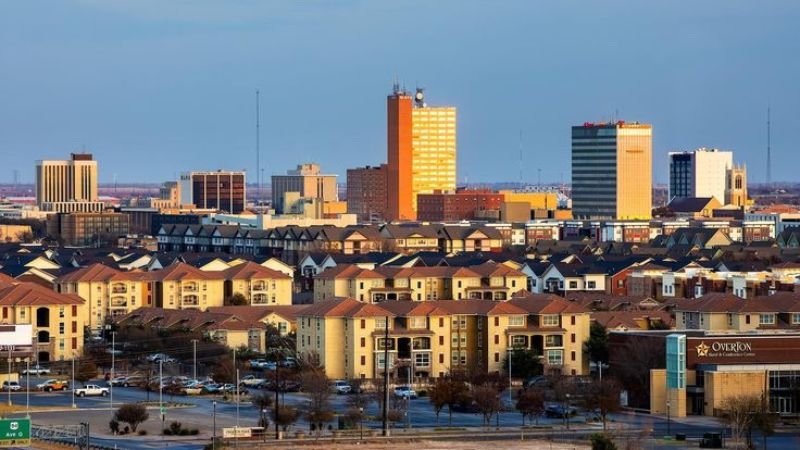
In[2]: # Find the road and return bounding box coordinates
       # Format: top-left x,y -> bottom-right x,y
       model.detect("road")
5,376 -> 800,449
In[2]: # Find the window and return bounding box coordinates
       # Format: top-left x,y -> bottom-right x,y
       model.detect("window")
360,355 -> 366,366
759,314 -> 776,325
360,337 -> 366,348
377,338 -> 394,350
59,307 -> 65,318
360,319 -> 366,329
569,281 -> 578,289
542,315 -> 559,326
494,352 -> 499,362
792,313 -> 800,324
494,335 -> 499,345
570,333 -> 576,343
58,323 -> 65,335
508,316 -> 525,327
439,353 -> 444,364
511,335 -> 527,347
587,281 -> 596,289
439,317 -> 444,327
375,318 -> 388,330
414,353 -> 430,368
571,351 -> 576,361
545,335 -> 563,347
545,350 -> 563,366
409,317 -> 426,329
571,316 -> 576,326
728,314 -> 734,327
494,317 -> 499,327
746,315 -> 751,324
439,336 -> 444,345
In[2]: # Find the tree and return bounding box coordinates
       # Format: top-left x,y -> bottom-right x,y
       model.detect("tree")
721,394 -> 761,449
584,322 -> 609,369
224,293 -> 248,306
584,378 -> 621,431
300,370 -> 334,435
251,392 -> 273,429
271,406 -> 299,431
472,385 -> 502,427
114,403 -> 149,432
212,355 -> 238,384
753,394 -> 777,450
503,348 -> 543,380
437,376 -> 469,425
516,388 -> 545,425
74,359 -> 98,384
345,379 -> 372,411
428,378 -> 450,425
613,336 -> 665,408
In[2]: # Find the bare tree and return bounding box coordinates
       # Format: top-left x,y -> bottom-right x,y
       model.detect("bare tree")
472,385 -> 502,427
301,370 -> 334,435
516,388 -> 545,425
612,336 -> 665,409
721,394 -> 761,449
584,378 -> 622,431
251,392 -> 273,429
428,378 -> 449,425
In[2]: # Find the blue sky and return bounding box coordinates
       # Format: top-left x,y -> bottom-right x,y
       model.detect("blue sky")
1,1 -> 798,185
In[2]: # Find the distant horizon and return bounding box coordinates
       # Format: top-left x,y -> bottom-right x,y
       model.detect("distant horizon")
1,1 -> 798,185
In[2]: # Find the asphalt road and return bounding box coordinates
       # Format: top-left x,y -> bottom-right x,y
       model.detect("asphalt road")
5,377 -> 800,450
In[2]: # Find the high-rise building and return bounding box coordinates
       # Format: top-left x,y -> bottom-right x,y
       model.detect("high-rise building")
669,148 -> 733,202
271,163 -> 338,214
571,122 -> 652,220
36,153 -> 103,213
386,86 -> 456,221
346,164 -> 387,222
180,170 -> 246,213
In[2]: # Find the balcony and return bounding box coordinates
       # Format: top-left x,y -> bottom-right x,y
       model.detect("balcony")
111,285 -> 127,294
252,294 -> 269,305
253,283 -> 267,291
182,284 -> 199,293
182,295 -> 199,307
110,297 -> 128,308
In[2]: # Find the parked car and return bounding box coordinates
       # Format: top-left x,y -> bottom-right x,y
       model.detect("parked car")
202,383 -> 222,394
279,357 -> 297,368
146,353 -> 177,364
1,381 -> 21,392
22,365 -> 50,375
393,385 -> 418,399
332,380 -> 352,395
74,384 -> 109,397
122,375 -> 145,387
544,403 -> 577,418
240,375 -> 266,387
36,379 -> 69,392
108,376 -> 128,387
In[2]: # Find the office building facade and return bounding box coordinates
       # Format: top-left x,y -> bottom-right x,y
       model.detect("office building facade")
346,164 -> 387,222
36,153 -> 103,213
669,148 -> 733,202
571,122 -> 652,220
180,171 -> 246,213
417,189 -> 504,222
386,86 -> 456,221
271,163 -> 338,214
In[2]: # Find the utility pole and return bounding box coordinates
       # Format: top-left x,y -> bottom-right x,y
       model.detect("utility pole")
159,359 -> 164,438
382,316 -> 390,437
110,331 -> 116,411
191,339 -> 198,381
7,346 -> 11,406
272,329 -> 280,440
71,355 -> 76,409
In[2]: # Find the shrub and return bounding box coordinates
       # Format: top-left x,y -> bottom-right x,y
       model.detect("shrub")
190,429 -> 199,435
590,433 -> 618,450
137,430 -> 147,436
109,419 -> 120,434
114,403 -> 149,432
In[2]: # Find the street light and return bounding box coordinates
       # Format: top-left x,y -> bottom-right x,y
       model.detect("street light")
565,393 -> 571,430
212,400 -> 217,450
7,346 -> 12,407
191,339 -> 198,381
71,355 -> 76,409
261,408 -> 267,443
359,406 -> 364,441
110,330 -> 116,411
666,400 -> 671,436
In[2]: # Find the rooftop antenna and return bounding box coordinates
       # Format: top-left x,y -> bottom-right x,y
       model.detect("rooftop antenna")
766,106 -> 772,186
518,130 -> 523,187
256,89 -> 261,203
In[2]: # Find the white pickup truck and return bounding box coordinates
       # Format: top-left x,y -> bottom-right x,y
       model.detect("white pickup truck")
239,375 -> 265,387
74,384 -> 109,397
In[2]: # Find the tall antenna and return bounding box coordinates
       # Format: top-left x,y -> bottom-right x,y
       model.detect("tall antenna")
518,130 -> 523,187
256,89 -> 261,202
766,106 -> 771,186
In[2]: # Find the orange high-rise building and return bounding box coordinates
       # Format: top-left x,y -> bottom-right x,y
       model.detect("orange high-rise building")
386,85 -> 457,221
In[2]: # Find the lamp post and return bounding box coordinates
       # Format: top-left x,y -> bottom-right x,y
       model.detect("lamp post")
261,408 -> 267,443
159,359 -> 164,436
7,346 -> 11,407
191,339 -> 198,381
565,393 -> 571,430
508,348 -> 513,405
25,359 -> 30,416
71,355 -> 76,409
212,400 -> 217,450
359,406 -> 364,441
666,400 -> 671,436
110,330 -> 116,411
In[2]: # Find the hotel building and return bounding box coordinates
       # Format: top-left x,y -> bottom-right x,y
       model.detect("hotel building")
35,153 -> 103,213
180,170 -> 246,213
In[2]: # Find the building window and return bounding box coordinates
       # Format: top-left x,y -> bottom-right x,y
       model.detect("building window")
409,317 -> 426,329
571,351 -> 576,361
414,353 -> 430,368
59,307 -> 65,318
792,313 -> 800,324
360,337 -> 366,348
59,323 -> 65,335
545,335 -> 563,347
568,281 -> 578,289
511,335 -> 527,347
494,317 -> 499,327
587,281 -> 596,289
439,336 -> 444,345
508,316 -> 525,327
727,314 -> 734,327
439,317 -> 444,327
542,315 -> 559,326
545,350 -> 563,366
494,335 -> 499,345
360,355 -> 366,366
375,318 -> 388,330
570,316 -> 576,326
759,314 -> 776,325
439,353 -> 444,364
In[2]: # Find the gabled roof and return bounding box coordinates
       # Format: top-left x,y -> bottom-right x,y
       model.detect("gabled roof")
509,293 -> 590,314
0,282 -> 84,306
223,261 -> 291,280
55,263 -> 120,283
668,197 -> 718,213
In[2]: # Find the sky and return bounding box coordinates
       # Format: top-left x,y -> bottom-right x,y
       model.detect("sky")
1,0 -> 799,185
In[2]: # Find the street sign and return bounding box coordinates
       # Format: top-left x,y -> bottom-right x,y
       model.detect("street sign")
0,418 -> 31,447
222,427 -> 252,438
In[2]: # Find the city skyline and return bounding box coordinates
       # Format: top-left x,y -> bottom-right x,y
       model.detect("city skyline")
1,1 -> 798,185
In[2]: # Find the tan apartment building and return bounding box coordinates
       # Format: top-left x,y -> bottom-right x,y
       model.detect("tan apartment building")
0,277 -> 88,362
296,294 -> 590,380
313,263 -> 528,303
56,261 -> 292,332
272,163 -> 338,214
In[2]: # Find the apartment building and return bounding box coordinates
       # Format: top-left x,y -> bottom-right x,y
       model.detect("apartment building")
36,153 -> 103,213
313,263 -> 528,303
346,165 -> 387,222
296,294 -> 589,380
55,261 -> 292,331
271,163 -> 338,214
0,277 -> 88,362
180,171 -> 246,213
674,293 -> 800,332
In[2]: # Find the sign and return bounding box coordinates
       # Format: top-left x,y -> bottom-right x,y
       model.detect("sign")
0,325 -> 33,358
695,340 -> 754,358
0,418 -> 31,447
222,427 -> 252,438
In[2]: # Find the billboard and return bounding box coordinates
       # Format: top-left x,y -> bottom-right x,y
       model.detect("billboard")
0,325 -> 33,358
